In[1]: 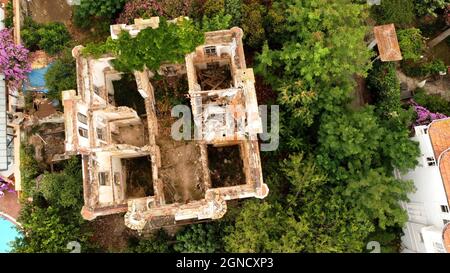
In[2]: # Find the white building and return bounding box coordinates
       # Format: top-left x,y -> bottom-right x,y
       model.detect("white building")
398,118 -> 450,253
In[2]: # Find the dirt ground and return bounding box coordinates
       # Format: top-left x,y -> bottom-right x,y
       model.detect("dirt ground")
0,190 -> 21,219
207,145 -> 245,188
27,0 -> 72,25
88,213 -> 138,252
397,69 -> 450,99
157,137 -> 205,204
27,123 -> 66,165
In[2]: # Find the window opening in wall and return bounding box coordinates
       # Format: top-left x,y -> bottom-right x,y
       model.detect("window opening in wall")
204,46 -> 217,57
77,113 -> 88,124
78,127 -> 88,138
426,157 -> 436,166
99,172 -> 110,186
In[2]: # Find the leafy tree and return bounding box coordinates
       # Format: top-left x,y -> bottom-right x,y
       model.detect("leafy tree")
225,154 -> 376,253
39,157 -> 83,209
45,52 -> 77,101
36,23 -> 71,55
4,1 -> 14,28
73,0 -> 127,28
21,17 -> 42,51
108,18 -> 204,72
117,0 -> 164,24
413,88 -> 450,116
240,1 -> 266,49
20,145 -> 41,198
11,204 -> 90,253
21,19 -> 71,55
128,229 -> 173,253
203,0 -> 225,17
371,0 -> 415,27
224,0 -> 243,27
174,223 -> 225,253
367,61 -> 401,117
199,11 -> 232,32
414,0 -> 448,17
397,28 -> 426,62
257,0 -> 372,128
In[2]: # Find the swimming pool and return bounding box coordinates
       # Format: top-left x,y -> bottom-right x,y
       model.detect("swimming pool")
23,63 -> 54,93
0,217 -> 20,253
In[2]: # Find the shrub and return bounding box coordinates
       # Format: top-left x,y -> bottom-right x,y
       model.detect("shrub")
20,144 -> 41,198
203,0 -> 224,17
371,0 -> 415,27
397,28 -> 426,62
174,223 -> 225,253
224,0 -> 243,26
98,18 -> 204,72
74,0 -> 127,28
117,0 -> 164,24
367,61 -> 401,116
22,19 -> 71,55
21,17 -> 45,51
159,0 -> 192,19
45,52 -> 77,101
4,1 -> 14,28
199,11 -> 232,32
37,23 -> 71,55
241,2 -> 266,49
413,88 -> 450,116
0,29 -> 31,88
11,204 -> 90,253
402,59 -> 447,78
39,157 -> 83,209
414,0 -> 448,17
128,229 -> 173,253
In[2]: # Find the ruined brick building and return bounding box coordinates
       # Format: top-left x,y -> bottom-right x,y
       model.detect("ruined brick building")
62,17 -> 268,232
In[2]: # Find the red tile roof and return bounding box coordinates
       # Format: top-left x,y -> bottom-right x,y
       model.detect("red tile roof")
429,118 -> 450,253
373,24 -> 403,62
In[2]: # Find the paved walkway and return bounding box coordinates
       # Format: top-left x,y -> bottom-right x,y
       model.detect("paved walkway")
396,69 -> 450,99
0,190 -> 21,220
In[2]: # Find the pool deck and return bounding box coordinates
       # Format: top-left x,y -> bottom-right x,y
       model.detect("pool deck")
0,190 -> 21,223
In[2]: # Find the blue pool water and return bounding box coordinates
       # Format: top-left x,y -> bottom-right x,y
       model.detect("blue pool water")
24,63 -> 54,93
0,217 -> 19,253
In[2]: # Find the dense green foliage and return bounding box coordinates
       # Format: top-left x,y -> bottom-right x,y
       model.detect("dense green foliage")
12,157 -> 92,253
414,0 -> 448,17
39,158 -> 83,208
367,62 -> 401,116
84,18 -> 204,72
74,0 -> 127,28
257,0 -> 372,127
20,144 -> 41,199
397,28 -> 426,62
223,0 -> 419,253
16,0 -> 429,253
174,223 -> 225,253
402,59 -> 447,77
11,204 -> 89,253
45,52 -> 77,101
414,88 -> 450,116
371,0 -> 415,27
128,230 -> 173,253
21,18 -> 71,55
4,1 -> 13,28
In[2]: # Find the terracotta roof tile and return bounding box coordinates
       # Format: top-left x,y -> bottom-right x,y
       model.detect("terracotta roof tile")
373,24 -> 403,62
429,118 -> 450,159
429,118 -> 450,253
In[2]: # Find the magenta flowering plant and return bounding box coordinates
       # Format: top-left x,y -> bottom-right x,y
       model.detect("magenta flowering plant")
0,181 -> 15,198
0,29 -> 32,88
117,0 -> 165,24
410,99 -> 448,126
